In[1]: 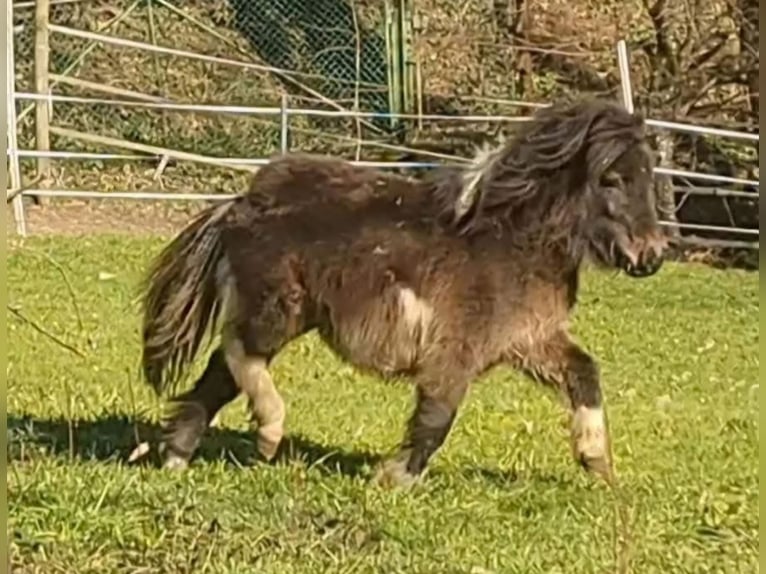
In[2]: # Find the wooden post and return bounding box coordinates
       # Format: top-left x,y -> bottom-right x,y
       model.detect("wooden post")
34,0 -> 51,205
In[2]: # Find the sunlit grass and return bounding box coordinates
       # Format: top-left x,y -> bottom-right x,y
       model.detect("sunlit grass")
8,236 -> 759,573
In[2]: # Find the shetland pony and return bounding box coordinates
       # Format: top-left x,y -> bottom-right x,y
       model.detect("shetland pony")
140,98 -> 666,487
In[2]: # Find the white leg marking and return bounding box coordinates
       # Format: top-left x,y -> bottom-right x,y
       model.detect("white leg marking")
224,338 -> 286,460
571,405 -> 608,464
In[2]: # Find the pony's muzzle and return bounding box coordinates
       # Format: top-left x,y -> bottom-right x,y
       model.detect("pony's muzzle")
621,233 -> 667,278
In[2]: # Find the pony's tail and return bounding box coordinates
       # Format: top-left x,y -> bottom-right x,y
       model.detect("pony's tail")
140,200 -> 234,395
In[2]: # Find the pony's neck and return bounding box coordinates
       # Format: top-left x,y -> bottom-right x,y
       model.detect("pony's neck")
422,136 -> 592,272
456,161 -> 592,273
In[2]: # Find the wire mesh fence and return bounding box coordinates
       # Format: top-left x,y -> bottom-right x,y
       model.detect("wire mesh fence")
224,0 -> 391,115
10,0 -> 415,217
12,0 -> 407,156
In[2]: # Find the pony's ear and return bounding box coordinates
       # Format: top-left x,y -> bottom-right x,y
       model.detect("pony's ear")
584,104 -> 647,182
631,111 -> 647,135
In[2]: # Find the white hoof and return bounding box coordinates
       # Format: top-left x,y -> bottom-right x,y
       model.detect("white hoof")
162,452 -> 190,471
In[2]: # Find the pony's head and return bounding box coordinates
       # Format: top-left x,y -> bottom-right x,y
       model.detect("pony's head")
439,98 -> 667,278
578,106 -> 667,278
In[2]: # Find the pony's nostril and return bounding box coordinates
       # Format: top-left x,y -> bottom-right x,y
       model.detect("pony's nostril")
643,245 -> 663,267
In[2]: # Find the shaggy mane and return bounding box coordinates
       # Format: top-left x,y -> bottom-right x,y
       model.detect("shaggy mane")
428,98 -> 646,237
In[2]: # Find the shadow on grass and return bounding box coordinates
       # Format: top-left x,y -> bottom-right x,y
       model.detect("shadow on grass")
8,414 -> 565,486
7,414 -> 381,479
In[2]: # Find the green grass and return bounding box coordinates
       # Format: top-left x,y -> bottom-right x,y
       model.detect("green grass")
7,235 -> 759,574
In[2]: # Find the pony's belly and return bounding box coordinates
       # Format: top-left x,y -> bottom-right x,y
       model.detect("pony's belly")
501,314 -> 571,367
321,330 -> 421,379
319,286 -> 434,379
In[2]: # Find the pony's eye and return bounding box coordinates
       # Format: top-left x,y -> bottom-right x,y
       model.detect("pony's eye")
600,172 -> 623,189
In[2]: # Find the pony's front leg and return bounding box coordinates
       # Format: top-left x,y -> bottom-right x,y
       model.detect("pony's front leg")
375,378 -> 469,488
566,350 -> 610,480
524,332 -> 611,480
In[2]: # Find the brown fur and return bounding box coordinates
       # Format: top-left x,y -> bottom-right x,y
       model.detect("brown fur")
141,98 -> 667,485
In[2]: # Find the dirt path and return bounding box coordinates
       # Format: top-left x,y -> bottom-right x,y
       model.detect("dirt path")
6,198 -> 206,238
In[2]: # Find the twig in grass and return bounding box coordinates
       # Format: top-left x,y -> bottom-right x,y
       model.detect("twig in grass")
7,305 -> 86,358
21,247 -> 85,333
602,407 -> 633,574
63,377 -> 76,461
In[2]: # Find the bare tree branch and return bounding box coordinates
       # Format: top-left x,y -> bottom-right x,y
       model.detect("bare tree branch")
8,305 -> 87,358
690,33 -> 731,70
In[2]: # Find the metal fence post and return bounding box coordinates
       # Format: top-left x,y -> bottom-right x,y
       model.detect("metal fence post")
34,0 -> 51,187
616,39 -> 634,114
7,0 -> 27,236
279,93 -> 289,155
617,38 -> 681,240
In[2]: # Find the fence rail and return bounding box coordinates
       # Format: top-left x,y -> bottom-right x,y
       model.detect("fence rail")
14,92 -> 535,123
8,1 -> 759,249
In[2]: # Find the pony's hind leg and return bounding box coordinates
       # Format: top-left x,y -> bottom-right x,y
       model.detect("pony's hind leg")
524,331 -> 611,480
161,347 -> 239,470
222,337 -> 286,461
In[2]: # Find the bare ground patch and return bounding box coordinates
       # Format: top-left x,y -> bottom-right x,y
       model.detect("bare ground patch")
6,198 -> 207,239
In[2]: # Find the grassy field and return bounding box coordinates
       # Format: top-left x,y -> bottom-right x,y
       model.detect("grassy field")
7,235 -> 759,573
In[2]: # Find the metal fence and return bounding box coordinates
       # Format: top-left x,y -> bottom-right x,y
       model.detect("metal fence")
7,0 -> 759,249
